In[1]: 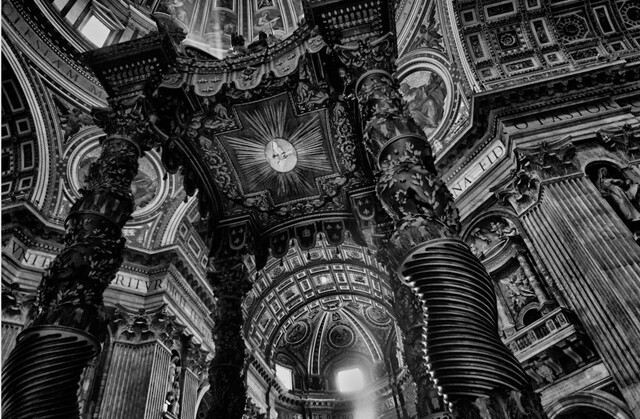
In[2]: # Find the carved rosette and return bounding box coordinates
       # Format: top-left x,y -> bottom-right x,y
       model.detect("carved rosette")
207,254 -> 253,419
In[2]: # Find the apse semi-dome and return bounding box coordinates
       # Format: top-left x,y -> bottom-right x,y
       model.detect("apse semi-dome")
155,0 -> 305,59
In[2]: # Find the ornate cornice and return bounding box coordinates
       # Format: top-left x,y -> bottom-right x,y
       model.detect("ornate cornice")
436,61 -> 640,173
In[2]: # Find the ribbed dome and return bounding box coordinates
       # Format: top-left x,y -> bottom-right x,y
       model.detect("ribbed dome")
156,0 -> 305,58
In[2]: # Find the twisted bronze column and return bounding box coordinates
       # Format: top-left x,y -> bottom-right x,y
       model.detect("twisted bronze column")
2,125 -> 144,418
391,280 -> 445,418
337,38 -> 547,418
207,252 -> 253,419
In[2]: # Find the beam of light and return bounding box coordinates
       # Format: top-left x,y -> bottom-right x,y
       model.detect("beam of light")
337,367 -> 365,393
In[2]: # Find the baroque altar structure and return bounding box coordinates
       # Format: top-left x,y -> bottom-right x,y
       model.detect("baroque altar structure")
2,0 -> 640,418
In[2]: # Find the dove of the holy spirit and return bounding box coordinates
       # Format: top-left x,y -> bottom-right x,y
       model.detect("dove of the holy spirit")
265,138 -> 298,172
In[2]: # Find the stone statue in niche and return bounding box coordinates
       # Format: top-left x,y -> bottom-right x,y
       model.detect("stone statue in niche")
500,268 -> 535,310
532,360 -> 556,384
596,167 -> 640,222
166,353 -> 182,415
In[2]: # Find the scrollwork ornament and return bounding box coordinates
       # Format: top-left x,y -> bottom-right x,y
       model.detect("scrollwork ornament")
186,340 -> 211,379
597,123 -> 640,159
453,389 -> 546,419
331,101 -> 358,172
516,140 -> 578,180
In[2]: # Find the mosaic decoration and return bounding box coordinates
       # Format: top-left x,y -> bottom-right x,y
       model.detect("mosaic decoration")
285,321 -> 309,345
399,70 -> 447,141
328,324 -> 355,348
365,305 -> 391,326
156,0 -> 196,28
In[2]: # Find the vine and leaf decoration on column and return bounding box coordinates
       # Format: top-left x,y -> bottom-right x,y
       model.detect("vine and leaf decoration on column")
29,87 -> 192,339
206,222 -> 255,419
376,138 -> 460,255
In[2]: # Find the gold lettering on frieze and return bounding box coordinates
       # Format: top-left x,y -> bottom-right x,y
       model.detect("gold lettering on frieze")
2,0 -> 104,98
109,273 -> 163,292
449,142 -> 506,199
505,102 -> 620,132
3,238 -> 54,269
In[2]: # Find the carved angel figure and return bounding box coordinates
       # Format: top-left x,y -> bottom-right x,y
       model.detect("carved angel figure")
597,167 -> 640,222
500,268 -> 535,309
490,217 -> 519,238
470,227 -> 492,244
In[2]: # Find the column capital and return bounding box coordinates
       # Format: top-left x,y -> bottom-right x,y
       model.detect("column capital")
185,340 -> 211,380
493,169 -> 542,216
92,96 -> 162,154
112,304 -> 186,346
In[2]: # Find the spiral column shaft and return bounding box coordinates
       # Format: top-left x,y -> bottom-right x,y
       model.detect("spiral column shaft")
207,251 -> 253,419
2,134 -> 143,418
330,37 -> 547,417
400,239 -> 530,399
2,327 -> 99,418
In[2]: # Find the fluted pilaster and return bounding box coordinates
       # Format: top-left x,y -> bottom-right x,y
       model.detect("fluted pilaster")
180,369 -> 199,419
519,175 -> 640,413
98,341 -> 171,419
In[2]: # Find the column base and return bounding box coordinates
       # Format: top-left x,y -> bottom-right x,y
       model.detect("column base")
2,325 -> 99,419
454,389 -> 546,419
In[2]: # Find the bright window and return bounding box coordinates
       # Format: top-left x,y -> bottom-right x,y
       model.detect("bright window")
275,364 -> 293,390
81,16 -> 111,47
336,367 -> 365,393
